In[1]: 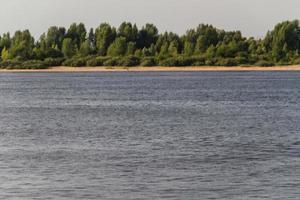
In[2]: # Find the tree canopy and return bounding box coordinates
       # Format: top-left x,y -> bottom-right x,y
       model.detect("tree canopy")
1,20 -> 300,68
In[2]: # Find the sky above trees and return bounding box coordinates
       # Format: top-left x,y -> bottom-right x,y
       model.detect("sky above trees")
0,0 -> 300,38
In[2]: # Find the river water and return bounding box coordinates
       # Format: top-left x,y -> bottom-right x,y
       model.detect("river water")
0,71 -> 299,199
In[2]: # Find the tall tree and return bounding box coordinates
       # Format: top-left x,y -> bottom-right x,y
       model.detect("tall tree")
95,23 -> 116,55
183,41 -> 195,56
107,37 -> 127,56
1,47 -> 9,60
79,40 -> 92,56
62,38 -> 77,58
88,28 -> 96,53
267,20 -> 300,61
46,26 -> 66,49
0,33 -> 11,52
118,22 -> 138,42
137,24 -> 158,49
10,30 -> 34,60
66,23 -> 87,49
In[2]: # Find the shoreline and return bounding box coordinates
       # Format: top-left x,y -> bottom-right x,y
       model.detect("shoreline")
1,66 -> 300,72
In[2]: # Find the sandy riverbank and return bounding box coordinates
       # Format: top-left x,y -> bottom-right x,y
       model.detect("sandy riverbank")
1,66 -> 300,72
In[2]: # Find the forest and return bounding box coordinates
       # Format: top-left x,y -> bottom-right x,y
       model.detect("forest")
1,20 -> 300,69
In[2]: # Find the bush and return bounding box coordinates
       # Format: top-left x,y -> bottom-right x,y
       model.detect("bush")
191,56 -> 206,66
0,60 -> 22,68
205,58 -> 217,66
255,60 -> 275,67
292,58 -> 300,65
175,56 -> 194,66
44,58 -> 64,67
235,56 -> 248,65
72,58 -> 87,67
3,60 -> 47,69
63,57 -> 90,67
140,57 -> 157,66
276,61 -> 290,66
159,56 -> 195,67
103,57 -> 120,66
216,58 -> 238,66
86,56 -> 110,66
12,56 -> 23,62
158,56 -> 241,66
62,59 -> 71,66
119,56 -> 140,66
159,57 -> 177,66
22,60 -> 47,69
248,55 -> 259,65
26,60 -> 48,69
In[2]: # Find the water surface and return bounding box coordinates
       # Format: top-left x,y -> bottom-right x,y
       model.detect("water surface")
0,71 -> 299,199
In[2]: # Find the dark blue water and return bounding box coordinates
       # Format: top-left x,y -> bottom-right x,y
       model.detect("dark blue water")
0,71 -> 299,200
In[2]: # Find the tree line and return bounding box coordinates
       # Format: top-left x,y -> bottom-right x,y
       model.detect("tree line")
1,20 -> 300,69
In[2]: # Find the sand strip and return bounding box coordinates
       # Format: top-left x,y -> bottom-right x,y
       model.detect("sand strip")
1,66 -> 300,72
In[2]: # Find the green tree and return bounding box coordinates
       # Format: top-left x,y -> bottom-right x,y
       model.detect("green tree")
118,22 -> 138,42
195,24 -> 219,51
1,47 -> 9,60
33,32 -> 63,59
183,41 -> 195,56
95,23 -> 116,55
126,42 -> 136,55
137,24 -> 158,48
142,44 -> 156,57
0,33 -> 11,51
107,37 -> 127,56
79,40 -> 92,56
46,26 -> 66,49
168,41 -> 179,56
66,23 -> 87,49
2,20 -> 300,67
62,38 -> 77,58
206,45 -> 216,58
194,36 -> 206,54
88,28 -> 96,52
268,20 -> 300,61
159,42 -> 169,57
10,30 -> 34,60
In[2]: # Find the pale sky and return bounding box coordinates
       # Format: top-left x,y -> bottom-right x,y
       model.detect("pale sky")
0,0 -> 299,38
